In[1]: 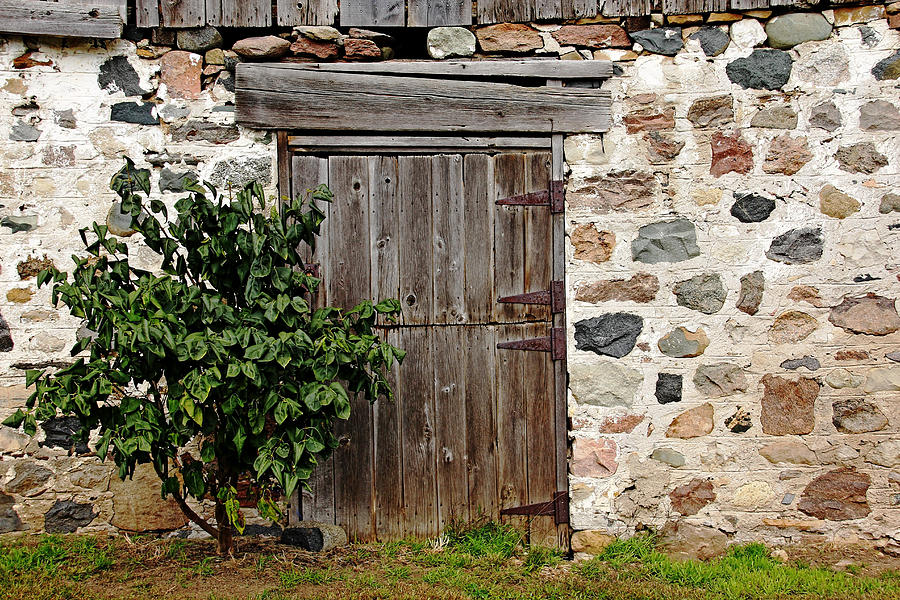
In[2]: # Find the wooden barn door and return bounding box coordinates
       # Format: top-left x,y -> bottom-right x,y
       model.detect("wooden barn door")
288,146 -> 567,548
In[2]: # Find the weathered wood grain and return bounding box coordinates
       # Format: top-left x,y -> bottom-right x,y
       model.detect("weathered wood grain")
496,325 -> 528,531
523,152 -> 552,323
602,0 -> 652,16
160,0 -> 204,27
340,0 -> 404,26
277,0 -> 339,25
289,135 -> 551,154
409,0 -> 472,27
465,325 -> 499,521
434,325 -> 469,528
235,66 -> 611,134
432,155 -> 466,325
216,0 -> 270,26
273,60 -> 614,80
463,153 -> 495,324
478,0 -> 531,23
523,321 -> 557,546
136,0 -> 160,27
374,328 -> 404,540
493,153 -> 526,323
399,327 -> 438,538
561,0 -> 600,18
369,156 -> 401,314
327,156 -> 375,541
398,156 -> 434,325
0,0 -> 123,38
662,0 -> 727,13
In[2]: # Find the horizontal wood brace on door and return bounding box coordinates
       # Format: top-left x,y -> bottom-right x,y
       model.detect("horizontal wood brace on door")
497,328 -> 566,361
288,135 -> 552,154
500,491 -> 569,525
236,63 -> 611,134
498,281 -> 565,314
496,180 -> 564,213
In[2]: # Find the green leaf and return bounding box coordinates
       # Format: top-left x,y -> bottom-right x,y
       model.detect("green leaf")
2,409 -> 25,428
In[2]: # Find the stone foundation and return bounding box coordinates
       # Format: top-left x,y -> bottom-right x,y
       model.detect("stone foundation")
0,3 -> 898,548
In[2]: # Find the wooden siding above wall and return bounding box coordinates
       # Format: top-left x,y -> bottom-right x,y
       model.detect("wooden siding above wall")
0,0 -> 125,38
235,62 -> 611,134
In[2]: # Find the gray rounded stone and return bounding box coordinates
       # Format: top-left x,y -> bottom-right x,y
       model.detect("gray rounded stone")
809,101 -> 842,131
726,49 -> 792,90
177,26 -> 223,53
673,273 -> 726,314
750,106 -> 797,129
689,27 -> 730,57
107,202 -> 137,237
631,219 -> 700,264
765,13 -> 832,50
631,28 -> 683,56
427,27 -> 476,60
651,448 -> 685,468
281,521 -> 348,551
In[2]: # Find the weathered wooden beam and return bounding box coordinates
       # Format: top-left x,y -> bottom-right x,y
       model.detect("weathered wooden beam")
236,64 -> 611,134
264,59 -> 613,80
0,0 -> 123,38
287,135 -> 552,153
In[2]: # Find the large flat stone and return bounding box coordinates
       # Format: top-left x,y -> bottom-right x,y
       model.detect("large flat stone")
569,362 -> 643,407
110,463 -> 188,532
798,468 -> 870,521
765,13 -> 832,49
726,49 -> 792,90
692,363 -> 747,398
669,479 -> 715,516
832,399 -> 888,433
760,375 -> 818,435
673,273 -> 726,314
765,227 -> 823,264
666,403 -> 714,439
571,438 -> 618,477
658,521 -> 728,562
829,294 -> 900,336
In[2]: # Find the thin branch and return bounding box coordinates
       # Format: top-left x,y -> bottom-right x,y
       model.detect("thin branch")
151,460 -> 219,539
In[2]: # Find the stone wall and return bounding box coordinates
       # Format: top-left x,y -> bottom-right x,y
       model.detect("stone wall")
0,3 -> 898,548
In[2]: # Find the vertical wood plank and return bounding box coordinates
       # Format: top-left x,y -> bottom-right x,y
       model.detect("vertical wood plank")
400,327 -> 438,538
290,154 -> 328,267
534,0 -> 562,20
340,0 -> 405,26
493,153 -> 526,324
277,131 -> 291,212
160,0 -> 204,26
463,154 -> 494,324
523,152 -> 552,323
496,325 -> 528,533
205,0 -> 220,25
434,326 -> 469,529
465,325 -> 498,522
301,453 -> 336,524
432,154 -> 466,325
220,0 -> 270,26
523,321 -> 557,547
561,0 -> 599,18
328,156 -> 375,541
374,328 -> 404,540
409,0 -> 472,27
136,0 -> 160,27
398,156 -> 433,325
370,156 -> 401,309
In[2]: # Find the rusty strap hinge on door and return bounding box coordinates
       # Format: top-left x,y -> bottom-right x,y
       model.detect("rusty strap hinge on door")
500,491 -> 569,525
498,281 -> 565,314
495,180 -> 564,213
497,327 -> 566,361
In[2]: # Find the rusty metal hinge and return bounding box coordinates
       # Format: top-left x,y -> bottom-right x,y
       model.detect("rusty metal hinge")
497,327 -> 565,361
496,180 -> 565,214
500,491 -> 569,525
498,281 -> 565,314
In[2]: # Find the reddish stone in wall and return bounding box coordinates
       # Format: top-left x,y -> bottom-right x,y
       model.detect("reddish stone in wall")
343,39 -> 381,60
798,468 -> 871,521
160,50 -> 202,99
598,413 -> 645,434
571,438 -> 618,477
760,374 -> 819,435
669,479 -> 716,516
290,38 -> 340,59
476,24 -> 543,53
551,25 -> 631,49
710,131 -> 753,177
624,107 -> 675,134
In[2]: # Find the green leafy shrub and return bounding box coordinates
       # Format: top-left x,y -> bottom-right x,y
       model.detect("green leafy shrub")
4,159 -> 403,554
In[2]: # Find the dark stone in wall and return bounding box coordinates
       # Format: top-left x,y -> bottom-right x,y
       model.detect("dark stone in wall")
656,373 -> 682,404
44,500 -> 97,534
40,416 -> 89,454
574,313 -> 643,358
631,28 -> 683,56
9,121 -> 41,142
766,227 -> 823,264
98,56 -> 145,96
169,120 -> 240,144
690,27 -> 730,57
872,50 -> 900,81
780,356 -> 820,371
731,192 -> 776,223
631,219 -> 700,264
726,49 -> 793,90
673,273 -> 726,314
0,492 -> 24,533
159,168 -> 198,193
725,408 -> 752,433
110,102 -> 159,125
0,310 -> 12,352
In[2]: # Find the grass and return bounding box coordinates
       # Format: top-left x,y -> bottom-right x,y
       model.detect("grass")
0,525 -> 897,600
